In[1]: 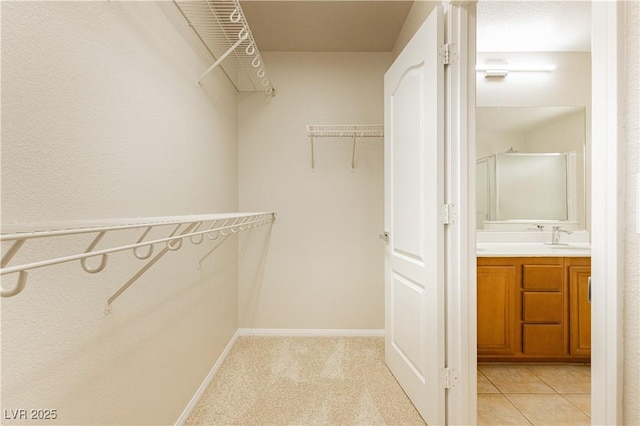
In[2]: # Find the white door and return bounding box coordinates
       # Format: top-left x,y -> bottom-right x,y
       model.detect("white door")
383,6 -> 445,425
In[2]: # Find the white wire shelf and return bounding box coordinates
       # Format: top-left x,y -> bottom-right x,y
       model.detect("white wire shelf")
307,125 -> 384,139
174,0 -> 274,95
306,125 -> 384,169
1,212 -> 276,313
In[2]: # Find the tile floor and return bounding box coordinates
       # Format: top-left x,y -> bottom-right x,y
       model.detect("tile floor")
477,363 -> 591,426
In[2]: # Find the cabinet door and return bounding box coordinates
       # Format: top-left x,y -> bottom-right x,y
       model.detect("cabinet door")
569,265 -> 591,356
477,266 -> 516,354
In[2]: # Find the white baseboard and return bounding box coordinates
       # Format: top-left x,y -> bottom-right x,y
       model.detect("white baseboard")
237,328 -> 385,337
174,329 -> 240,426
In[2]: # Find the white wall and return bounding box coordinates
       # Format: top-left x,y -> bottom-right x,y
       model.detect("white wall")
476,110 -> 585,157
476,131 -> 526,158
477,110 -> 585,156
476,52 -> 591,108
1,2 -> 239,424
391,1 -> 438,59
238,52 -> 390,330
524,110 -> 585,153
624,1 -> 640,423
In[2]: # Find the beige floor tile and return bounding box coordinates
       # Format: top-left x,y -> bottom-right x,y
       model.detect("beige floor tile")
527,364 -> 591,394
563,394 -> 591,417
478,370 -> 500,394
478,364 -> 555,394
477,394 -> 532,425
505,394 -> 591,426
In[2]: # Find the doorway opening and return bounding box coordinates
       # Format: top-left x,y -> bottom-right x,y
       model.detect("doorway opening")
474,1 -> 592,423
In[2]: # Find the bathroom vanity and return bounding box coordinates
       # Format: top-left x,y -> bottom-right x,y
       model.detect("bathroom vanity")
477,244 -> 591,362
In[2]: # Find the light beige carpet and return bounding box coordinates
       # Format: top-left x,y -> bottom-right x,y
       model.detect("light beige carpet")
186,336 -> 426,425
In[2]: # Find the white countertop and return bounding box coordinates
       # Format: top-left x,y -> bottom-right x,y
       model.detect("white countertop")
477,242 -> 591,257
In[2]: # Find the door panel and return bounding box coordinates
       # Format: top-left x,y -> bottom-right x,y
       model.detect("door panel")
384,6 -> 445,425
392,273 -> 426,378
391,67 -> 424,261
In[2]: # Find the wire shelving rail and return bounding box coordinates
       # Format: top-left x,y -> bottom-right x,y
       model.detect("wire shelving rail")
306,125 -> 384,169
173,0 -> 275,95
1,212 -> 276,313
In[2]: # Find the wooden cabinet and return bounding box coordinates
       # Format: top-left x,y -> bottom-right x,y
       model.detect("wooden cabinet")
521,262 -> 567,356
477,256 -> 590,362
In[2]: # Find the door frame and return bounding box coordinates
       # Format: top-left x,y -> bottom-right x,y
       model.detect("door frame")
589,1 -> 624,424
443,2 -> 477,425
449,1 -> 624,424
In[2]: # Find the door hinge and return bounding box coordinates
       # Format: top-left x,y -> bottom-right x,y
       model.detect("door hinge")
439,367 -> 458,389
439,43 -> 456,65
439,203 -> 457,224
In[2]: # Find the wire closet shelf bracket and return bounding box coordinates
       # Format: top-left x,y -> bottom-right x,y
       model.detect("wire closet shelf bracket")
306,125 -> 384,169
0,212 -> 275,314
173,0 -> 275,95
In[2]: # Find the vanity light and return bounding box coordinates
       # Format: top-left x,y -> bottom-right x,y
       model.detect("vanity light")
484,69 -> 509,78
476,63 -> 556,78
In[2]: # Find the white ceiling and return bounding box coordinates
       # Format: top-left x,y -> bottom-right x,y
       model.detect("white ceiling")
240,1 -> 591,53
477,1 -> 591,52
240,1 -> 413,52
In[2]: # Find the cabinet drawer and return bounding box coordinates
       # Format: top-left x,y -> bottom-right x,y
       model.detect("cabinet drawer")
523,324 -> 564,354
522,265 -> 563,291
523,292 -> 563,322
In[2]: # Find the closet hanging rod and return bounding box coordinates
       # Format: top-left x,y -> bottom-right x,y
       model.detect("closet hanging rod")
1,214 -> 273,275
1,212 -> 276,302
1,212 -> 270,241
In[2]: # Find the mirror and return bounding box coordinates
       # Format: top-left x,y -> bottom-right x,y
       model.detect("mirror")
476,106 -> 586,230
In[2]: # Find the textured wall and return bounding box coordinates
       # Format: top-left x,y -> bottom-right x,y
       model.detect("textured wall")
238,52 -> 390,330
624,1 -> 640,423
1,2 -> 239,424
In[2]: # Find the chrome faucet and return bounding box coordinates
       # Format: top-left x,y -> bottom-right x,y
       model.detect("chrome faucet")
550,226 -> 572,245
